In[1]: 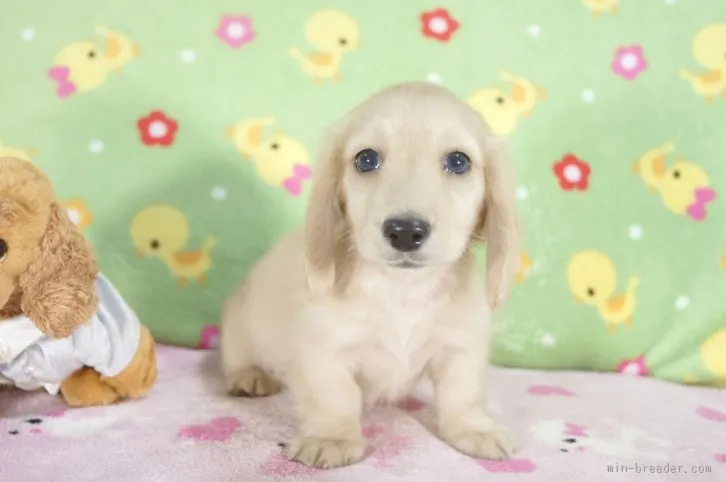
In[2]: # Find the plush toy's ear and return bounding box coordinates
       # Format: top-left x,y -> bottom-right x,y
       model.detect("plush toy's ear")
19,202 -> 98,338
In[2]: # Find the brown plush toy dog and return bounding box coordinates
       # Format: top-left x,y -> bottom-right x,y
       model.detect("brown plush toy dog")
0,156 -> 157,407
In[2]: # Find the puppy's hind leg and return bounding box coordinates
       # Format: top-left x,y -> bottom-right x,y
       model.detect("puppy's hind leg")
227,365 -> 281,397
220,306 -> 281,397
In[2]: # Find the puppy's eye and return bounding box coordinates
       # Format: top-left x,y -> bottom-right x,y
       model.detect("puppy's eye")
354,149 -> 381,173
443,151 -> 470,175
0,238 -> 7,262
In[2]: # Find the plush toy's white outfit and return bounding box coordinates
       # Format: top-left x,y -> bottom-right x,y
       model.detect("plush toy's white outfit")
0,274 -> 141,395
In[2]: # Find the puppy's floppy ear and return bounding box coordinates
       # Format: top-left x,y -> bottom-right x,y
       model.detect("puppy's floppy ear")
19,202 -> 98,338
479,133 -> 520,311
303,126 -> 345,296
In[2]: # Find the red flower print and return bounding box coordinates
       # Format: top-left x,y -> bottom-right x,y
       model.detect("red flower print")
420,8 -> 460,42
553,154 -> 591,191
616,354 -> 649,377
198,324 -> 220,349
137,111 -> 179,147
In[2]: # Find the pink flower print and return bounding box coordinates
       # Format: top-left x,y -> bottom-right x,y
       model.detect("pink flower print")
198,324 -> 220,349
479,459 -> 537,473
178,416 -> 241,442
686,187 -> 716,221
397,396 -> 425,412
696,406 -> 726,422
612,45 -> 648,80
616,354 -> 649,377
564,423 -> 588,437
42,409 -> 68,418
48,66 -> 76,98
282,164 -> 311,196
261,452 -> 322,477
715,454 -> 726,463
363,424 -> 410,468
216,15 -> 255,49
527,385 -> 575,397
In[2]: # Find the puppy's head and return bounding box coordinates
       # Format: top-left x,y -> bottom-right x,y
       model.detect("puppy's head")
304,83 -> 519,309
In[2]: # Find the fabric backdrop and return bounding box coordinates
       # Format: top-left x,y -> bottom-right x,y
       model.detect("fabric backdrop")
1,0 -> 724,387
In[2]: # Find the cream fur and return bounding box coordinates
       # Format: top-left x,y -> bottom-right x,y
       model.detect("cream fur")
220,82 -> 520,468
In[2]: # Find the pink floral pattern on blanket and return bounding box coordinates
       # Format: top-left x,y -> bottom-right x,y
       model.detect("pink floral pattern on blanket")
0,346 -> 722,482
178,416 -> 242,442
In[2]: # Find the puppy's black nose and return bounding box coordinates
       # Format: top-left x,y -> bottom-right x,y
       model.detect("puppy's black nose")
382,217 -> 431,252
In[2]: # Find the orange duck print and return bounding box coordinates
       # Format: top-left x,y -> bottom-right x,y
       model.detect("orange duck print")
130,205 -> 217,287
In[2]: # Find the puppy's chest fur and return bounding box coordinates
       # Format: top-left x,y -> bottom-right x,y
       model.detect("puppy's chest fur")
346,272 -> 452,402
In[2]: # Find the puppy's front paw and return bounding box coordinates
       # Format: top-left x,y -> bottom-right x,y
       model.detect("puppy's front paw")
441,424 -> 513,460
288,436 -> 366,468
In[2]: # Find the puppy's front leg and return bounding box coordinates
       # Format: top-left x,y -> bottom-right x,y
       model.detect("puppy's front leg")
287,358 -> 366,469
428,349 -> 513,460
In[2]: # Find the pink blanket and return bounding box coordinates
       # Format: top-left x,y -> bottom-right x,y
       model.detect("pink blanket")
1,346 -> 724,481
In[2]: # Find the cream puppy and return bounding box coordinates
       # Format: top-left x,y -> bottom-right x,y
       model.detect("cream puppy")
221,82 -> 520,468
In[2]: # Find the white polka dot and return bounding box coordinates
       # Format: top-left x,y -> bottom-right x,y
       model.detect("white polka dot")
180,50 -> 196,63
66,209 -> 81,225
21,28 -> 35,41
527,25 -> 541,38
148,121 -> 168,138
621,363 -> 641,376
581,89 -> 595,103
664,0 -> 677,4
563,164 -> 582,182
620,53 -> 638,70
88,139 -> 104,154
426,72 -> 441,84
516,186 -> 529,199
211,186 -> 227,200
428,17 -> 449,34
227,22 -> 246,39
675,296 -> 689,310
628,224 -> 643,240
541,333 -> 556,347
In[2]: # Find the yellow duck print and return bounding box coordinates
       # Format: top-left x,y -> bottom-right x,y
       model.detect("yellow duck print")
567,250 -> 640,334
225,118 -> 311,196
679,22 -> 726,104
468,70 -> 545,136
289,9 -> 361,84
721,246 -> 726,270
633,143 -> 715,221
49,26 -> 140,98
515,251 -> 533,283
130,205 -> 217,287
582,0 -> 619,18
700,329 -> 726,385
0,140 -> 35,162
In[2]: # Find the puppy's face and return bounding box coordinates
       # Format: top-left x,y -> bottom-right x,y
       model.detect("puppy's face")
341,91 -> 486,268
304,83 -> 518,308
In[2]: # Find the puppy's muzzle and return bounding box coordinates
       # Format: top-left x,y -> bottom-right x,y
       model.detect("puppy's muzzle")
382,217 -> 431,252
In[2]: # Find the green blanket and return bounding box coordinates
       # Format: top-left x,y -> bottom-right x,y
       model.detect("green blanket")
2,0 -> 724,387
